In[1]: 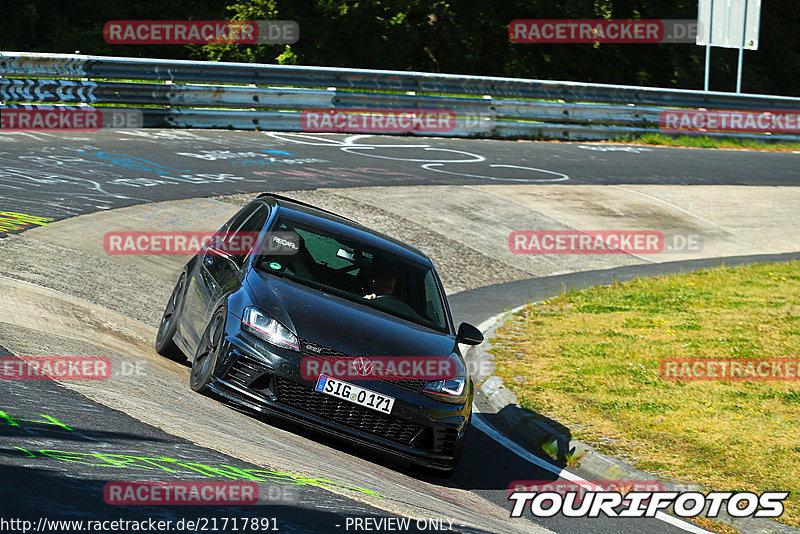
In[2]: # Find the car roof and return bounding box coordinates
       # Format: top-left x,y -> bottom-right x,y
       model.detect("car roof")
257,193 -> 433,266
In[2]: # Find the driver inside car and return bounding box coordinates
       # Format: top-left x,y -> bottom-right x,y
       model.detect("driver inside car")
362,263 -> 397,300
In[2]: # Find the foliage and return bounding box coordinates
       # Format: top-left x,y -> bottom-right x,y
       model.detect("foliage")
1,1 -> 796,95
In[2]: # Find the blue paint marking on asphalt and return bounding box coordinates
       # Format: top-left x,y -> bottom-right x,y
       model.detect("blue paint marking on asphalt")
76,150 -> 192,175
261,149 -> 295,156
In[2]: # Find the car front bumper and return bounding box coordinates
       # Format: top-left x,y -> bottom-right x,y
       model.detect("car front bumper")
209,317 -> 472,469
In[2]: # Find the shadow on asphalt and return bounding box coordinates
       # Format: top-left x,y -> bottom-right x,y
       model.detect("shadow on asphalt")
447,409 -> 566,492
0,464 -> 417,533
0,420 -> 172,445
215,392 -> 568,494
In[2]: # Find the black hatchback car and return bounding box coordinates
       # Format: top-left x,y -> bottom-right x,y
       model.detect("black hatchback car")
155,194 -> 483,473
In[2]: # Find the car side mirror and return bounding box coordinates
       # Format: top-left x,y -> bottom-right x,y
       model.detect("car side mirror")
456,322 -> 484,345
205,238 -> 242,270
206,238 -> 233,256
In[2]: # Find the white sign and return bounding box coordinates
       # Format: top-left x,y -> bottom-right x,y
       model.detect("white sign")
697,0 -> 761,50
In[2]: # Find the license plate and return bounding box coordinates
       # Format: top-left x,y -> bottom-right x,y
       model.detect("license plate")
315,375 -> 395,415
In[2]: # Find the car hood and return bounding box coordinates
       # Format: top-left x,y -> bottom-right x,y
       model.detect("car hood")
246,270 -> 457,359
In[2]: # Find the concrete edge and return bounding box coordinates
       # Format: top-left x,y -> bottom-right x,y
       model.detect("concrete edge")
467,271 -> 800,534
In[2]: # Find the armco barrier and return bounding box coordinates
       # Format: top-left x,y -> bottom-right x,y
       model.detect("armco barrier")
1,51 -> 799,141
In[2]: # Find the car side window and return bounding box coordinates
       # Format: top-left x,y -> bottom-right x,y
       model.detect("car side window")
422,269 -> 445,325
227,204 -> 269,267
223,202 -> 262,234
237,204 -> 269,234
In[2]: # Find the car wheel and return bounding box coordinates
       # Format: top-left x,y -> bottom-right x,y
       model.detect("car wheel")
155,274 -> 187,361
190,307 -> 226,394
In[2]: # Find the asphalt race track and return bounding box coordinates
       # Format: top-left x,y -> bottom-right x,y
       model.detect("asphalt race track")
0,130 -> 798,222
0,129 -> 798,534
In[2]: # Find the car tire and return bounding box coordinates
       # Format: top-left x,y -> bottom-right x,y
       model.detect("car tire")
155,274 -> 187,362
190,307 -> 226,394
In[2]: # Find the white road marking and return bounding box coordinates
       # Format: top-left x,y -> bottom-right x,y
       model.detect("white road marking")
472,411 -> 712,533
422,163 -> 569,183
342,146 -> 485,163
265,132 -> 574,183
578,144 -> 653,153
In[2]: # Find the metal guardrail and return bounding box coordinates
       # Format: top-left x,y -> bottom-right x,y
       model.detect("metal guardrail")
1,51 -> 799,141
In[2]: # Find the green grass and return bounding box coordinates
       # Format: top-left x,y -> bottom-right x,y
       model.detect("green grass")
491,261 -> 800,527
613,133 -> 800,151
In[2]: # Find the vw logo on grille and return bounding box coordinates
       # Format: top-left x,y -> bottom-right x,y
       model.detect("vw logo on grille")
351,356 -> 373,377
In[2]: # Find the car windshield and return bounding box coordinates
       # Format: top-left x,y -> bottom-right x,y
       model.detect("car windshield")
255,216 -> 449,333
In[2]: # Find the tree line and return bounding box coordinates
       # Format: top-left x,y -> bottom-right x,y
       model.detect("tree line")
2,0 -> 796,96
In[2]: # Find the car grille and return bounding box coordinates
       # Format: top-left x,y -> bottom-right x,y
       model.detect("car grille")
435,427 -> 459,455
383,379 -> 428,392
299,339 -> 349,358
274,376 -> 423,446
299,339 -> 430,393
225,353 -> 271,390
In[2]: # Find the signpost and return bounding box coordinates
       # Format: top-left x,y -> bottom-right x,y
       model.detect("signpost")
697,0 -> 762,93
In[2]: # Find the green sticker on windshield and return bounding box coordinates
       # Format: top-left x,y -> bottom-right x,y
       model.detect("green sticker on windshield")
269,262 -> 282,270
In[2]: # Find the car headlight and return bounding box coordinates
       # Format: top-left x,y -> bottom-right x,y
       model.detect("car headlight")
423,377 -> 467,403
241,307 -> 299,351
